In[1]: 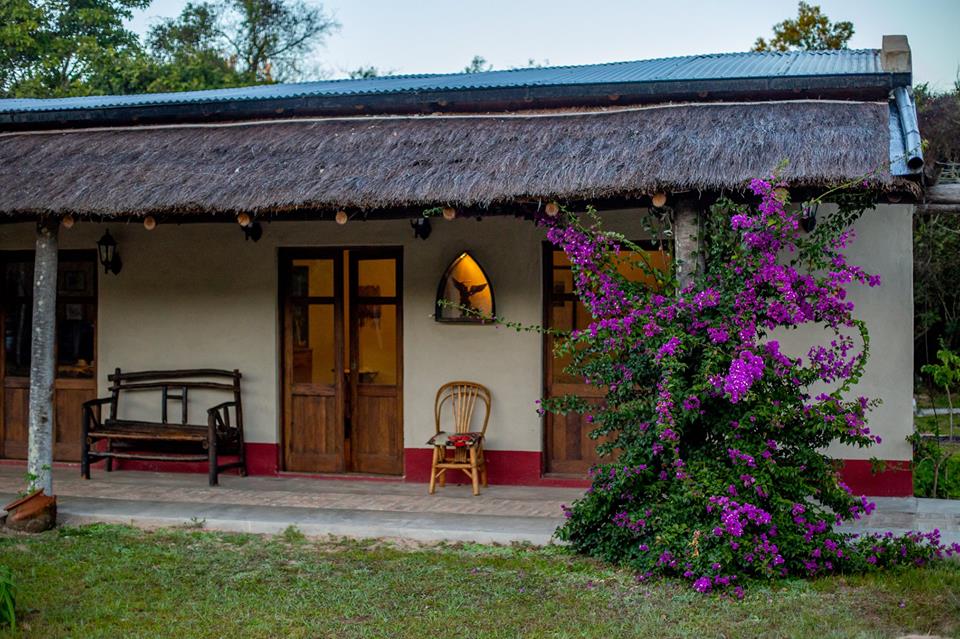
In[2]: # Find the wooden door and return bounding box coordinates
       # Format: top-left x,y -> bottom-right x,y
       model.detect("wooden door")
348,249 -> 403,475
542,245 -> 670,475
1,252 -> 98,462
280,248 -> 402,475
281,252 -> 345,472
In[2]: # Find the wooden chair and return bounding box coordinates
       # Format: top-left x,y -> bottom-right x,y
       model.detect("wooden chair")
427,381 -> 491,496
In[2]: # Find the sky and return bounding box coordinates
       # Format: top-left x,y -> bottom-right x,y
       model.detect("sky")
127,0 -> 960,90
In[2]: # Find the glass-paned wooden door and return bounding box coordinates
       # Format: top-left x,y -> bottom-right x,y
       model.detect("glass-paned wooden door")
1,251 -> 98,461
282,252 -> 344,472
281,248 -> 403,475
348,249 -> 403,475
542,244 -> 670,475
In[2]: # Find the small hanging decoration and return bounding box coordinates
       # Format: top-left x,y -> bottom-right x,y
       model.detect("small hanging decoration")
236,212 -> 253,227
335,210 -> 348,225
435,252 -> 495,323
651,192 -> 668,208
143,215 -> 157,231
61,213 -> 75,229
442,207 -> 457,221
544,202 -> 560,217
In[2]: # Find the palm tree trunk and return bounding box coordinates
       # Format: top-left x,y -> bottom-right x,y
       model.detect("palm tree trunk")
27,221 -> 58,495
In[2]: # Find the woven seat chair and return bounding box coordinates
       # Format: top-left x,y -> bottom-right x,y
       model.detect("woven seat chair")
426,381 -> 491,496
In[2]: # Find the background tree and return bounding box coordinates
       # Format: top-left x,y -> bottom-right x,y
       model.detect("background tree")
347,65 -> 381,79
216,0 -> 338,82
144,2 -> 247,91
462,55 -> 491,74
0,0 -> 338,97
913,81 -> 960,366
0,0 -> 150,98
753,1 -> 853,52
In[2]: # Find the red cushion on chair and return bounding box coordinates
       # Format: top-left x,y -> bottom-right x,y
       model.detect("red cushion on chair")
426,432 -> 483,447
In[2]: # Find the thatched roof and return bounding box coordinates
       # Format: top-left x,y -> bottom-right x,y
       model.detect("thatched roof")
0,100 -> 896,218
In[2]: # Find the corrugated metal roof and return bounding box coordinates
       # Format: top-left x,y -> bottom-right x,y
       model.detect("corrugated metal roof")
0,48 -> 894,114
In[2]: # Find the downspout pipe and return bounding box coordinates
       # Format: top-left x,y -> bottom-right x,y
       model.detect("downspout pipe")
894,86 -> 924,172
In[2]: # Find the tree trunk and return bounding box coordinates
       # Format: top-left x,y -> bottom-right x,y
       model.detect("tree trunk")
948,386 -> 955,442
27,221 -> 58,495
673,199 -> 702,290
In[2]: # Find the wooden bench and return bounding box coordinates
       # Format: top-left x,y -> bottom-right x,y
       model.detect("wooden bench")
81,369 -> 246,486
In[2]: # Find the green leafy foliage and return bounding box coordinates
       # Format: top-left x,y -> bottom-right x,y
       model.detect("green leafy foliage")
911,432 -> 959,499
544,176 -> 958,593
753,2 -> 854,52
921,342 -> 960,433
0,0 -> 339,97
0,0 -> 150,98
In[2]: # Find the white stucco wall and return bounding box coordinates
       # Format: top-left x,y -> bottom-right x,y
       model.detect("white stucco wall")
0,203 -> 913,465
775,203 -> 914,462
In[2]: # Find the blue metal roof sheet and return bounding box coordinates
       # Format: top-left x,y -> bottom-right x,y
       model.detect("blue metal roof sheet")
0,48 -> 894,114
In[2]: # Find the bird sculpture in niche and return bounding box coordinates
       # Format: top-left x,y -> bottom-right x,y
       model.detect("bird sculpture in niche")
452,278 -> 488,314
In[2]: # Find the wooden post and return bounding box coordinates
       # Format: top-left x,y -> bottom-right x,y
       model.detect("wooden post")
27,219 -> 58,495
673,198 -> 702,290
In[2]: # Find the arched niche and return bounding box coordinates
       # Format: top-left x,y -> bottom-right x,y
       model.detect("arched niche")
435,252 -> 495,323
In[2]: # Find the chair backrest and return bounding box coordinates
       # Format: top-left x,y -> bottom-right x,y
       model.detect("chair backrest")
434,381 -> 491,436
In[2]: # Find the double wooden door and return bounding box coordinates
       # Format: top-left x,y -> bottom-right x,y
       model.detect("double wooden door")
1,251 -> 98,462
543,244 -> 670,475
281,248 -> 403,475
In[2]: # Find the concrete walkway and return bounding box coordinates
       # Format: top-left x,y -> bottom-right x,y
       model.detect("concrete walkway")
2,467 -> 959,545
0,467 -> 577,544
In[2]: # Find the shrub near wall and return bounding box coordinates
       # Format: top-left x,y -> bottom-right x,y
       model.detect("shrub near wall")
547,177 -> 960,594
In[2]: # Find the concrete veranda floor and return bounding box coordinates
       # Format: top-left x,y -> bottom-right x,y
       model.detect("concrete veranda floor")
2,466 -> 959,545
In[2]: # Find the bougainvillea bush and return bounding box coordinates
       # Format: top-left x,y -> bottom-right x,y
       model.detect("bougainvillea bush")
545,177 -> 960,595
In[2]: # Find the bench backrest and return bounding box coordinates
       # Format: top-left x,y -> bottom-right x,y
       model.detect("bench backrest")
107,368 -> 242,426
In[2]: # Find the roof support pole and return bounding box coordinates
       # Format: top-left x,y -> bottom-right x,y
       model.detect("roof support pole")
27,218 -> 58,496
672,198 -> 702,291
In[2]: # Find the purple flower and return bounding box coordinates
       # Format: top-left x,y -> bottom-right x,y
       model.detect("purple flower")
692,577 -> 713,593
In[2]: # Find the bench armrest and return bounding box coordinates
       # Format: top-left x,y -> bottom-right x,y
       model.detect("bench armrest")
207,401 -> 244,444
207,400 -> 237,414
82,397 -> 112,432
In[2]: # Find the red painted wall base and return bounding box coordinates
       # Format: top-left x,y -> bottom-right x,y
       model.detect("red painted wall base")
108,442 -> 279,476
2,444 -> 913,496
837,459 -> 913,497
402,448 -> 590,488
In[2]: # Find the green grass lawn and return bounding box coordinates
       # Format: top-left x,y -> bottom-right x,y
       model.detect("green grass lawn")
0,524 -> 959,638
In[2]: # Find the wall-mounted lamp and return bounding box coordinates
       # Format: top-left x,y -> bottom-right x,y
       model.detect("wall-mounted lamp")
800,203 -> 818,233
411,217 -> 432,240
243,221 -> 263,242
96,230 -> 122,275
